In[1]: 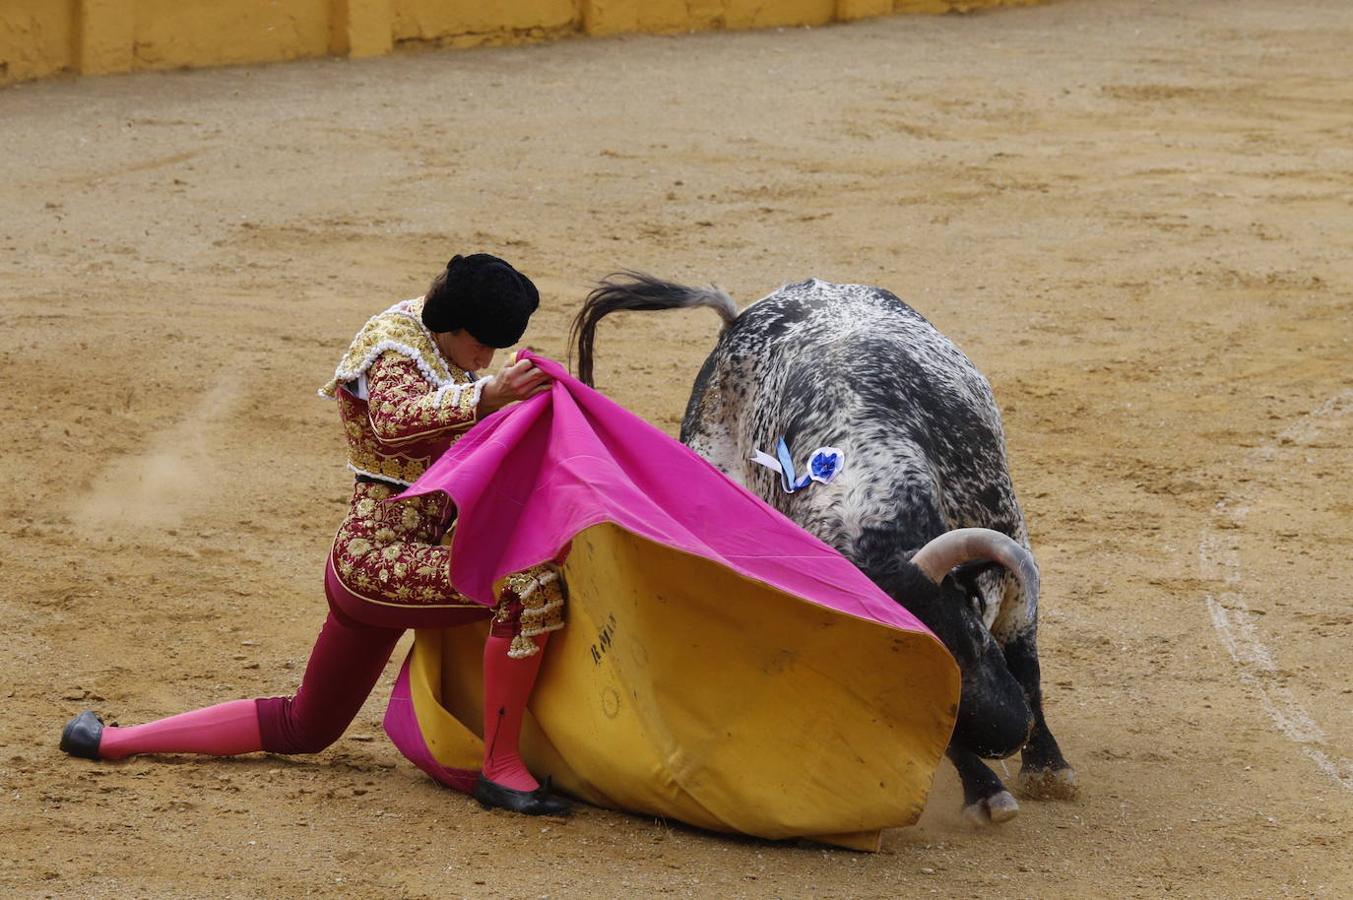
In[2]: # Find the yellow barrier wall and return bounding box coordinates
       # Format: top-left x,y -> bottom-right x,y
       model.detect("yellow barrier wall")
132,0 -> 332,71
392,0 -> 579,47
1,0 -> 74,83
1,0 -> 1042,85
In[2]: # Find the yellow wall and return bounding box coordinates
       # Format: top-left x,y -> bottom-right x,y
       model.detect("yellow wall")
728,0 -> 836,30
132,0 -> 332,71
1,0 -> 74,83
1,0 -> 1042,86
392,0 -> 580,47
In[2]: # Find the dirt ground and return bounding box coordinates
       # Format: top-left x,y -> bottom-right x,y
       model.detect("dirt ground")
2,0 -> 1350,896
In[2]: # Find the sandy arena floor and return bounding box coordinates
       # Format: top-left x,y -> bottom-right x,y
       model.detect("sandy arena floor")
2,0 -> 1350,896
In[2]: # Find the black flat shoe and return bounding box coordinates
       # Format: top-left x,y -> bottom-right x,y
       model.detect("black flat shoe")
473,774 -> 572,816
60,711 -> 104,760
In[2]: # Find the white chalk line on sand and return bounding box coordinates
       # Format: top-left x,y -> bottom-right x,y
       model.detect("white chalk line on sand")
1199,390 -> 1353,794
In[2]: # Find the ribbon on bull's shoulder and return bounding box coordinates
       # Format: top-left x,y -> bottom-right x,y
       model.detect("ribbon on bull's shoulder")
751,438 -> 845,493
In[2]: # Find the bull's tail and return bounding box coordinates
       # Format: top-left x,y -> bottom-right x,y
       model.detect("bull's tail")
570,272 -> 739,386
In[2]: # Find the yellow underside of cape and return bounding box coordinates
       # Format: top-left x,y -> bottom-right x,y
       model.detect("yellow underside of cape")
407,522 -> 959,851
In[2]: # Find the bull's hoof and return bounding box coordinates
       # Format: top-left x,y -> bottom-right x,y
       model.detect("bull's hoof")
962,790 -> 1020,825
1017,765 -> 1078,800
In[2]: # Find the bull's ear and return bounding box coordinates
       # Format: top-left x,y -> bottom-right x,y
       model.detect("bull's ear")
947,559 -> 1004,595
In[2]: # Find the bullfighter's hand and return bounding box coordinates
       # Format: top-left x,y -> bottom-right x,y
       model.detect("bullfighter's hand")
480,358 -> 552,413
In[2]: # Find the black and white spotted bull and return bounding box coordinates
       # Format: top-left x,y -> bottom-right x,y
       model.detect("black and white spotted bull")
571,274 -> 1077,824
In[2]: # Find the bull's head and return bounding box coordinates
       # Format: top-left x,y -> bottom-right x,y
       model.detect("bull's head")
881,529 -> 1037,759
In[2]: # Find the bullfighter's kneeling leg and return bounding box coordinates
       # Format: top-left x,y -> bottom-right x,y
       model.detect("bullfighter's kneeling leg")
255,608 -> 403,755
86,699 -> 264,760
62,608 -> 402,761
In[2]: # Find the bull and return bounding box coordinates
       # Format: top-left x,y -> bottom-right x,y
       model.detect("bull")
571,274 -> 1077,823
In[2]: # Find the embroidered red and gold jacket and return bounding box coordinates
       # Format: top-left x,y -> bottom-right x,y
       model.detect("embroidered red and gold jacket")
320,297 -> 490,487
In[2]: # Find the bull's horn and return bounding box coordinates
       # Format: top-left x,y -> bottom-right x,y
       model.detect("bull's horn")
911,528 -> 1040,605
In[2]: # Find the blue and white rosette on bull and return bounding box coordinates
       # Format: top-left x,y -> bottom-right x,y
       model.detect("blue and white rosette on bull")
751,438 -> 845,493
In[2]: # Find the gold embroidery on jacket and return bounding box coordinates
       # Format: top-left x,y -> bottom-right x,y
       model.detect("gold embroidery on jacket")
331,482 -> 476,608
328,312 -> 486,486
494,565 -> 567,658
320,297 -> 453,397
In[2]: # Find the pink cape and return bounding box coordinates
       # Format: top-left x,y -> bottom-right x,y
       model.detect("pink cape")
402,352 -> 936,632
382,353 -> 957,841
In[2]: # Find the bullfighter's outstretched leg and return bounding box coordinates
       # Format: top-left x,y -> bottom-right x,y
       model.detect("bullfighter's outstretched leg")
947,745 -> 1020,825
61,608 -> 403,760
84,700 -> 263,760
1002,632 -> 1078,799
63,558 -> 570,819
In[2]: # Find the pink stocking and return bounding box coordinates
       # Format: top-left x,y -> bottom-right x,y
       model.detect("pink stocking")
481,633 -> 547,791
98,699 -> 262,760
